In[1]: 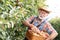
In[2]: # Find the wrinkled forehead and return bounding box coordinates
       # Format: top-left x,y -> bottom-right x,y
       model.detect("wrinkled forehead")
38,8 -> 50,14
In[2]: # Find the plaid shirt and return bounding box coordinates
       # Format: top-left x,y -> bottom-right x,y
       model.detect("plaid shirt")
27,16 -> 54,38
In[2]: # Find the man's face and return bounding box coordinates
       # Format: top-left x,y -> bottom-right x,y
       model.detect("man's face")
38,10 -> 48,19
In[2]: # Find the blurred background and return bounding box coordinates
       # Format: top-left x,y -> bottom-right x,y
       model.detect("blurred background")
0,0 -> 60,40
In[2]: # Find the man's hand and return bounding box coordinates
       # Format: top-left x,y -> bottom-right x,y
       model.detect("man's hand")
30,24 -> 41,34
29,24 -> 50,39
46,38 -> 52,40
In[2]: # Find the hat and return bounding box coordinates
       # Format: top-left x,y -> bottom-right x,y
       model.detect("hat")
38,8 -> 50,13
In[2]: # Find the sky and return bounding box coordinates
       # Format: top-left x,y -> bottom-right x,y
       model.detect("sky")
45,0 -> 60,18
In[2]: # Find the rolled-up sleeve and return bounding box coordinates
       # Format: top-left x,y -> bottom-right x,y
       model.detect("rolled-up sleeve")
26,16 -> 34,23
45,22 -> 56,35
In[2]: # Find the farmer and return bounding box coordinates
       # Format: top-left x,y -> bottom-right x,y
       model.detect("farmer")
23,8 -> 58,40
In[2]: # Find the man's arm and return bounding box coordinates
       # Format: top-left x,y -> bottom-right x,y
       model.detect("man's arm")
46,22 -> 58,40
23,16 -> 41,34
23,16 -> 34,27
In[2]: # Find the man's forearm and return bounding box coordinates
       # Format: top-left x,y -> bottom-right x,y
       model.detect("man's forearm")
23,20 -> 34,28
23,20 -> 31,26
47,31 -> 58,40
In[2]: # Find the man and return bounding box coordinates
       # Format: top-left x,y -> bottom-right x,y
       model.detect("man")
23,8 -> 58,40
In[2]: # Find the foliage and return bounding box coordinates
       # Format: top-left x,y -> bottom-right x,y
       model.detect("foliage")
0,0 -> 46,40
50,17 -> 60,40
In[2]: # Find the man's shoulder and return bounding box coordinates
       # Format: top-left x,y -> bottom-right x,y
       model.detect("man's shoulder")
44,22 -> 52,28
45,22 -> 51,25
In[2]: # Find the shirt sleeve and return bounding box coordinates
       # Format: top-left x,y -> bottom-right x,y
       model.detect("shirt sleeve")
26,16 -> 34,23
45,22 -> 56,35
